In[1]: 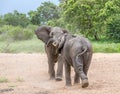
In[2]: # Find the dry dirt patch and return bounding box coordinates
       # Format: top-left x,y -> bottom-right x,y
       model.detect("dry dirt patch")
0,53 -> 120,94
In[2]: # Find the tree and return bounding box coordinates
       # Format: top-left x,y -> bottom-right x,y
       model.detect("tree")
0,16 -> 5,27
3,10 -> 30,27
60,0 -> 120,40
28,1 -> 60,25
61,0 -> 96,36
105,0 -> 120,41
28,10 -> 40,25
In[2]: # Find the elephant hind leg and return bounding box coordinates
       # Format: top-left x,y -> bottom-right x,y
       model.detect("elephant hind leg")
74,72 -> 80,84
75,55 -> 89,88
83,52 -> 92,75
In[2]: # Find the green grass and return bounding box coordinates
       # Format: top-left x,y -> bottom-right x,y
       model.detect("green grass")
0,38 -> 45,53
92,41 -> 120,53
0,38 -> 120,53
16,77 -> 24,82
0,77 -> 8,83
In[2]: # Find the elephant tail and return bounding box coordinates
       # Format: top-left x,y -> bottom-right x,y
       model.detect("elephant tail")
77,46 -> 87,56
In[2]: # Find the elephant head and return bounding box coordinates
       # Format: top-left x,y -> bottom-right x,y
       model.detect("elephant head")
35,26 -> 51,44
47,27 -> 68,51
35,26 -> 68,45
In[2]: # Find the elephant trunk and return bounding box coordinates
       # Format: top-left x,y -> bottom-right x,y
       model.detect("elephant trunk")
47,38 -> 58,47
58,36 -> 65,50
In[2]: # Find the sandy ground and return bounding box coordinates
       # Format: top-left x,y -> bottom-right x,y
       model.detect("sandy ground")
0,53 -> 120,94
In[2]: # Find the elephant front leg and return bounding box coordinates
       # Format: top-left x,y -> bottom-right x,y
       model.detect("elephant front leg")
48,60 -> 55,80
56,55 -> 63,81
65,63 -> 72,86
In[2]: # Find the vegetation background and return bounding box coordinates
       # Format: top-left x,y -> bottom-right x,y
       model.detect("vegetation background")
0,0 -> 120,53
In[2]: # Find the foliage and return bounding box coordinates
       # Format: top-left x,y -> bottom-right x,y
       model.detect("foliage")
106,15 -> 120,41
0,25 -> 34,41
28,10 -> 40,25
3,10 -> 30,27
26,24 -> 38,32
59,0 -> 120,41
28,1 -> 60,25
102,0 -> 120,42
0,0 -> 120,42
0,16 -> 5,26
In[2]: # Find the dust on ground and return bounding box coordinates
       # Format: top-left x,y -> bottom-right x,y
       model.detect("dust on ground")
0,53 -> 120,94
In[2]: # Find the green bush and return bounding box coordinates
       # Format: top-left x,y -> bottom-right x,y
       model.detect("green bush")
8,27 -> 34,40
107,15 -> 120,42
0,25 -> 13,41
0,25 -> 35,41
26,24 -> 38,31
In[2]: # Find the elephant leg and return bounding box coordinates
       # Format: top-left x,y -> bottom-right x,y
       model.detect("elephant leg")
79,64 -> 89,88
74,72 -> 80,84
65,62 -> 72,86
83,52 -> 92,75
76,55 -> 89,88
56,55 -> 63,81
48,59 -> 55,79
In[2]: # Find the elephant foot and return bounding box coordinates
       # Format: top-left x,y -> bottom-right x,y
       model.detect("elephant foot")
55,77 -> 62,81
82,79 -> 89,88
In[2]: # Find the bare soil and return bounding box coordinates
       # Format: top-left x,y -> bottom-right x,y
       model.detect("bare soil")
0,53 -> 120,94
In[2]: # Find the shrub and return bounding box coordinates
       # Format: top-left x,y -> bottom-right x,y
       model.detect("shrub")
107,15 -> 120,42
0,77 -> 8,83
0,25 -> 13,41
0,25 -> 34,41
26,24 -> 38,31
8,27 -> 34,40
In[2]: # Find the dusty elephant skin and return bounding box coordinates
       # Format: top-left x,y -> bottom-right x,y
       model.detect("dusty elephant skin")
47,28 -> 93,88
35,26 -> 68,81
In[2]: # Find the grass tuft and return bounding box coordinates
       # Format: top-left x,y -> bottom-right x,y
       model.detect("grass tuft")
16,77 -> 24,82
0,77 -> 9,83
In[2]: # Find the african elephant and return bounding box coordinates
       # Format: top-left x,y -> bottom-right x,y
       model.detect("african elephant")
35,26 -> 68,81
47,29 -> 93,88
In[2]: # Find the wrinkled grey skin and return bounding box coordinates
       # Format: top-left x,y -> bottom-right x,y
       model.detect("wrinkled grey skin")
47,30 -> 93,88
35,26 -> 68,81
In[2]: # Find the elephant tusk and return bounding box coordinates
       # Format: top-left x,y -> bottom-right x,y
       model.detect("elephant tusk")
52,42 -> 57,47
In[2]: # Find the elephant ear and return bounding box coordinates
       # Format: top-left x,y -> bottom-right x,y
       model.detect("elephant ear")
35,26 -> 52,44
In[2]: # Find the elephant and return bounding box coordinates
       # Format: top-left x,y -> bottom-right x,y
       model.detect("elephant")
35,26 -> 68,81
47,29 -> 93,88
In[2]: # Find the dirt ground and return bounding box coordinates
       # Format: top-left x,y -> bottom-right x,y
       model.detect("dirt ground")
0,53 -> 120,94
